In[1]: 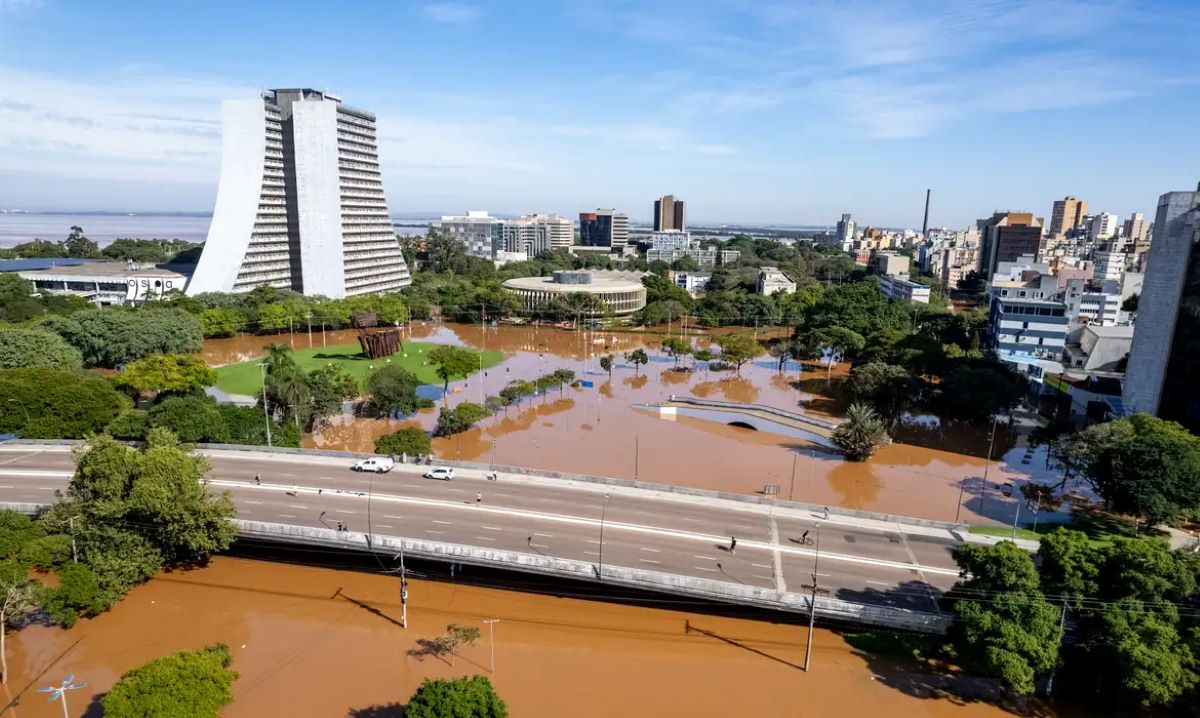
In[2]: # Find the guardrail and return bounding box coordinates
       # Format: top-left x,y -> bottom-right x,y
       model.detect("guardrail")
2,440 -> 963,532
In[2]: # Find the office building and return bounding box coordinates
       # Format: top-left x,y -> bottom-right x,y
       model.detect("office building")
648,231 -> 693,251
1123,212 -> 1150,244
1093,248 -> 1128,283
878,274 -> 931,304
189,88 -> 410,297
870,252 -> 910,278
646,246 -> 740,269
653,195 -> 686,232
430,211 -> 502,258
500,218 -> 552,257
523,214 -> 574,249
1063,279 -> 1122,326
1089,212 -> 1121,242
1049,196 -> 1088,237
579,209 -> 629,248
836,213 -> 856,250
17,261 -> 189,306
978,212 -> 1044,278
1121,183 -> 1200,429
669,271 -> 711,296
757,267 -> 796,295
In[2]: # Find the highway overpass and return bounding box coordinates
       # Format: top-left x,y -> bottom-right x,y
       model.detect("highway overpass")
0,441 -> 971,633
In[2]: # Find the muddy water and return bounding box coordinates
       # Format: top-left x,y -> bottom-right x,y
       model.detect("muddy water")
203,325 -> 1062,526
6,558 -> 1056,718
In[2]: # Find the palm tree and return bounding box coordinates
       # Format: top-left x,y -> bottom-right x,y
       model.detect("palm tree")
831,403 -> 890,461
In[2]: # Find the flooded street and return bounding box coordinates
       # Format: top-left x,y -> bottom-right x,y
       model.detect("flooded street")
6,557 -> 1057,718
202,324 -> 1063,527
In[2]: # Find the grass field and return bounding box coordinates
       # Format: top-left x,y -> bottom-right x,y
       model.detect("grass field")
213,341 -> 505,396
969,509 -> 1155,546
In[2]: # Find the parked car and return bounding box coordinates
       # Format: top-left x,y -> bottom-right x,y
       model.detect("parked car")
423,467 -> 454,481
352,457 -> 394,473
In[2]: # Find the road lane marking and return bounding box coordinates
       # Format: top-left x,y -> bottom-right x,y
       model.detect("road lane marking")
475,536 -> 497,542
640,547 -> 661,553
290,505 -> 309,510
375,524 -> 394,529
384,515 -> 404,520
0,486 -> 12,489
768,511 -> 787,594
586,539 -> 601,544
638,559 -> 660,565
278,514 -> 297,518
207,479 -> 963,577
753,574 -> 773,581
433,520 -> 452,525
480,526 -> 503,531
245,500 -> 264,505
424,530 -> 445,535
533,532 -> 553,538
866,580 -> 891,586
694,566 -> 719,572
694,555 -> 719,561
335,509 -> 357,515
583,550 -> 599,556
530,543 -> 550,549
0,469 -> 70,478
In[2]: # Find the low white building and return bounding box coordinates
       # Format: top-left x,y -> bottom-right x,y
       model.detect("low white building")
878,274 -> 931,304
18,261 -> 191,306
647,246 -> 740,269
649,230 -> 693,251
670,271 -> 711,296
757,267 -> 796,295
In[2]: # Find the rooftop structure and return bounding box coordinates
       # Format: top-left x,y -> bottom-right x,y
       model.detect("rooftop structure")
978,211 -> 1044,278
757,267 -> 796,295
18,261 -> 191,306
878,274 -> 931,304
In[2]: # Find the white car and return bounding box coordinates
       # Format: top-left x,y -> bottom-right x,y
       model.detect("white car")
424,467 -> 454,481
352,457 -> 394,474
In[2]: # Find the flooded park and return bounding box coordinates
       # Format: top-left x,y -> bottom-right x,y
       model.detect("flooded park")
201,322 -> 1065,528
4,557 -> 1082,718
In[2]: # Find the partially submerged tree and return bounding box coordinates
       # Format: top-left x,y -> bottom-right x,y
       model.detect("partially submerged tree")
102,643 -> 238,718
831,403 -> 890,461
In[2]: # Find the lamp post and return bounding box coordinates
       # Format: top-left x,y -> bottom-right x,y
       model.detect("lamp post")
633,435 -> 640,483
37,675 -> 86,718
804,530 -> 821,672
257,363 -> 272,447
976,415 -> 1000,515
483,618 -> 500,676
598,493 -> 611,579
788,453 -> 798,501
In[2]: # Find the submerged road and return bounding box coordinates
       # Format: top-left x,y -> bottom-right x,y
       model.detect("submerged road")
0,443 -> 962,615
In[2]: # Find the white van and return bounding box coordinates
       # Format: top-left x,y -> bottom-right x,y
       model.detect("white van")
352,457 -> 395,473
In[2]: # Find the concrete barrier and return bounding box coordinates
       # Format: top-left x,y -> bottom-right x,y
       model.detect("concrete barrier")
2,440 -> 962,532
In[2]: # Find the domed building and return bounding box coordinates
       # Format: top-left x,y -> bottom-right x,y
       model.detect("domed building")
502,270 -> 647,317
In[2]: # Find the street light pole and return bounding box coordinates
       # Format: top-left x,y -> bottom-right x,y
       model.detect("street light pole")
37,675 -> 86,718
804,531 -> 821,672
483,618 -> 500,676
788,453 -> 798,501
392,545 -> 408,629
1011,495 -> 1022,539
955,476 -> 968,524
257,363 -> 272,447
977,415 -> 999,515
634,435 -> 640,483
598,493 -> 610,579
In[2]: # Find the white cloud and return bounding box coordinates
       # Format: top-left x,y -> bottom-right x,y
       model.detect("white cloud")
694,144 -> 736,156
421,2 -> 480,24
0,0 -> 41,9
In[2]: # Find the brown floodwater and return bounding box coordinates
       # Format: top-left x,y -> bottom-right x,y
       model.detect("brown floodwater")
203,324 -> 1068,527
5,557 -> 1064,718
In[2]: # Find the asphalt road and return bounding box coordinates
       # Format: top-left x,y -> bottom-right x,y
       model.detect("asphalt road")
0,443 -> 961,612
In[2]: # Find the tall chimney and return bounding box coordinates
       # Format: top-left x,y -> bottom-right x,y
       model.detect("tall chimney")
922,188 -> 931,236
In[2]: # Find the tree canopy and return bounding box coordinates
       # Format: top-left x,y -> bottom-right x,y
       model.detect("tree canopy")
0,367 -> 125,438
0,327 -> 82,370
404,676 -> 507,718
366,364 -> 427,417
116,353 -> 217,395
49,307 -> 203,368
102,643 -> 238,718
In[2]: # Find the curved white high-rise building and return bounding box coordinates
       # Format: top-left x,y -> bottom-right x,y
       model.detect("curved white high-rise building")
188,89 -> 411,298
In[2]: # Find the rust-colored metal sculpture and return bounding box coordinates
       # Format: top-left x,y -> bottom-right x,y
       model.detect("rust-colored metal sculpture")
353,313 -> 402,359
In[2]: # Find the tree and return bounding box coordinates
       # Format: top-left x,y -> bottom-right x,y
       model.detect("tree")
713,334 -> 761,373
599,354 -> 614,378
766,339 -> 791,371
936,364 -> 1023,421
427,345 -> 480,394
306,364 -> 359,428
219,405 -> 300,448
831,403 -> 890,461
117,354 -> 217,396
794,326 -> 866,365
102,643 -> 238,718
499,380 -> 536,407
624,348 -> 649,375
437,623 -> 481,667
149,396 -> 229,443
375,427 -> 432,456
845,362 -> 914,422
434,402 -> 489,437
61,225 -> 101,258
256,303 -> 294,334
661,337 -> 691,367
40,562 -> 107,628
405,676 -> 507,718
0,367 -> 124,438
51,308 -> 203,368
1121,293 -> 1138,313
1080,600 -> 1197,708
638,299 -> 689,327
946,542 -> 1061,695
200,308 -> 246,338
0,560 -> 36,684
366,364 -> 425,417
1036,528 -> 1101,608
0,327 -> 82,370
640,275 -> 694,307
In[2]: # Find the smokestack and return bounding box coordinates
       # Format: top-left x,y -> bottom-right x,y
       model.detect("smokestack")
922,188 -> 931,236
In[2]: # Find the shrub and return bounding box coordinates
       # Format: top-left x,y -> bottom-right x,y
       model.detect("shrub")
375,427 -> 432,456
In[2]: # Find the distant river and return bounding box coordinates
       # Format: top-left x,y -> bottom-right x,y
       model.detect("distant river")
0,213 -> 213,247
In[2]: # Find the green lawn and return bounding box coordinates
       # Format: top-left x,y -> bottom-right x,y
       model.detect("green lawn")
969,510 -> 1160,546
213,341 -> 505,396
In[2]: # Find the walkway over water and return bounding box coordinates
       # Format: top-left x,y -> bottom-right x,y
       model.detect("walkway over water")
0,441 -> 964,634
647,396 -> 843,448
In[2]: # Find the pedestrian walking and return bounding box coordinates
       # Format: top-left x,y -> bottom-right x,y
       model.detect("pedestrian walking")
823,506 -> 830,520
476,491 -> 483,504
320,511 -> 326,520
730,536 -> 737,553
253,474 -> 261,486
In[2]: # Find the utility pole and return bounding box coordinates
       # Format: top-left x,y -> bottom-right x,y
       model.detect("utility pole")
67,515 -> 77,563
1011,496 -> 1022,539
306,311 -> 313,348
393,546 -> 408,628
1046,606 -> 1067,696
634,435 -> 640,482
598,493 -> 610,579
954,476 -> 968,524
483,618 -> 500,676
804,531 -> 821,672
977,415 -> 999,515
257,362 -> 272,447
37,675 -> 86,718
788,453 -> 797,501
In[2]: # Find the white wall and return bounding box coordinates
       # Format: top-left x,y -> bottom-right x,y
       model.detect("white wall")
187,100 -> 266,294
292,100 -> 345,298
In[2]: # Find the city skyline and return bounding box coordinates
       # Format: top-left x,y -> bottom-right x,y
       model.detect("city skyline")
1,1 -> 1199,226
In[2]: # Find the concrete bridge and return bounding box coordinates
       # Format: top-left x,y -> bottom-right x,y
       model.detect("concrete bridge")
648,397 -> 843,448
0,441 -> 965,634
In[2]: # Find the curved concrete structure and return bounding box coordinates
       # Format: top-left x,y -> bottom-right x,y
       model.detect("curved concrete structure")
189,89 -> 411,298
503,271 -> 647,316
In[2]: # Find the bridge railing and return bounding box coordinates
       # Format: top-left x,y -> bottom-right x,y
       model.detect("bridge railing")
664,396 -> 841,431
236,519 -> 951,634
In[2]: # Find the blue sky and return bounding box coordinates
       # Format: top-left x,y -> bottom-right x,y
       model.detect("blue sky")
0,0 -> 1197,227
